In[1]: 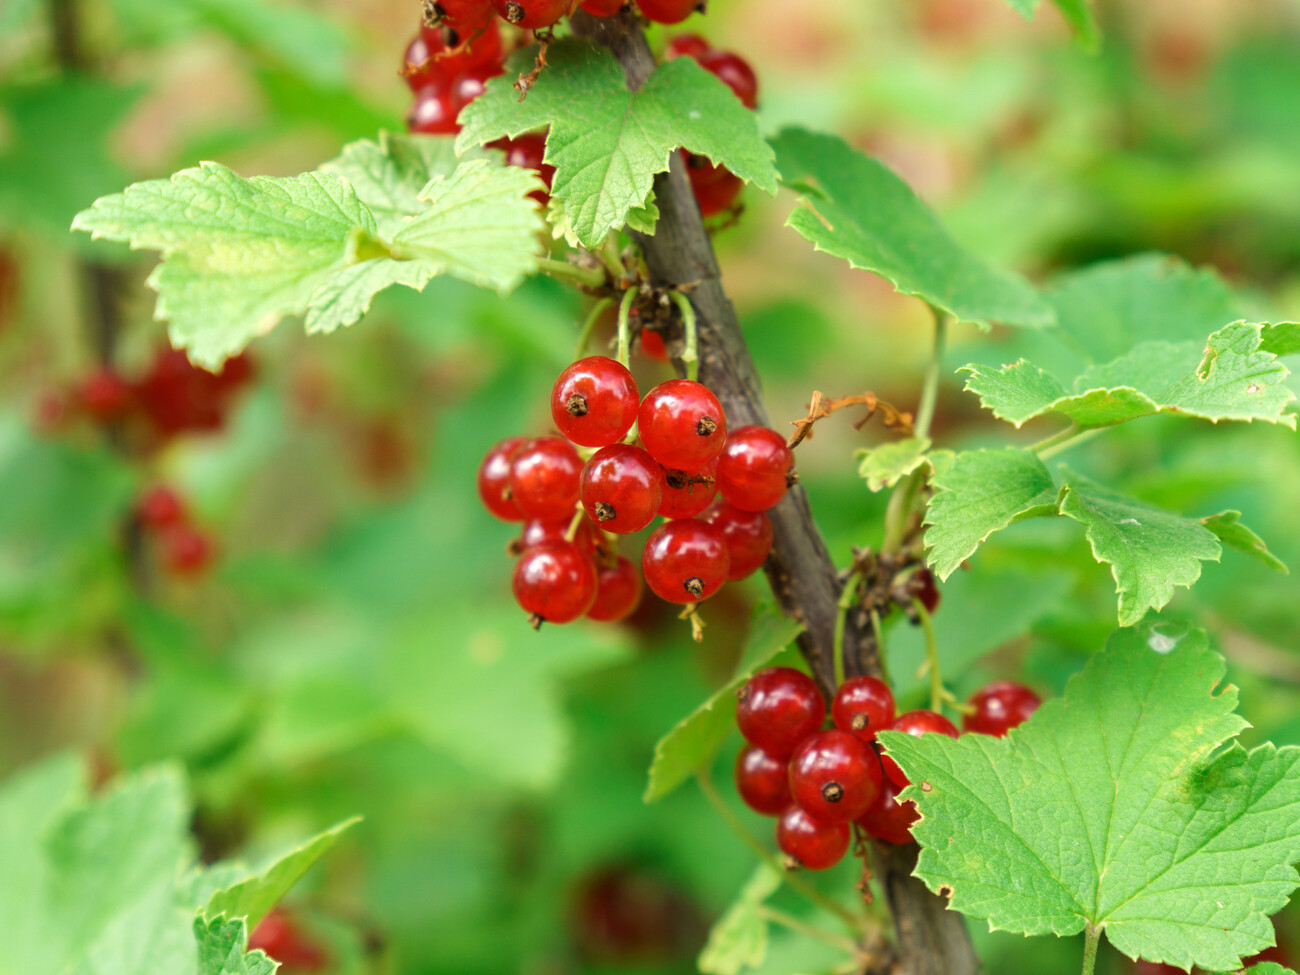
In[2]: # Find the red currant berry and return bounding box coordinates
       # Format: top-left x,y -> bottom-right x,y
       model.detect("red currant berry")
637,379 -> 727,472
788,729 -> 882,824
776,804 -> 850,870
684,156 -> 744,217
77,368 -> 134,421
430,0 -> 495,31
587,556 -> 643,622
491,0 -> 569,29
857,777 -> 919,845
913,567 -> 941,616
702,501 -> 772,579
580,0 -> 624,14
408,84 -> 460,134
495,133 -> 557,201
831,676 -> 896,743
963,681 -> 1041,737
551,355 -> 640,448
509,437 -> 583,522
735,744 -> 791,816
735,666 -> 825,757
641,519 -> 729,603
162,525 -> 215,577
881,710 -> 959,788
513,541 -> 597,624
665,33 -> 710,60
698,50 -> 759,109
478,436 -> 529,521
580,443 -> 664,534
403,22 -> 503,89
519,517 -> 598,559
451,62 -> 505,110
249,910 -> 328,972
636,0 -> 699,24
138,486 -> 186,531
639,329 -> 670,362
716,426 -> 793,512
658,458 -> 718,519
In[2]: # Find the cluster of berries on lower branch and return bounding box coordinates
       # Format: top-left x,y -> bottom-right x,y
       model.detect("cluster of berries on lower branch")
735,670 -> 1042,869
477,354 -> 795,628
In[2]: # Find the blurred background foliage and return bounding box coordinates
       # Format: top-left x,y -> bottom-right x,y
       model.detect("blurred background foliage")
1,0 -> 1298,972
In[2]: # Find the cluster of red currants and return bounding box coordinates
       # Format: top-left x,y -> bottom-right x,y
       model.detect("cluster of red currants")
134,485 -> 216,578
735,669 -> 1041,869
477,354 -> 795,626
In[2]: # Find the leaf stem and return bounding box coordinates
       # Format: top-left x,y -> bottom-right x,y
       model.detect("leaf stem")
1034,426 -> 1104,460
616,288 -> 637,368
913,306 -> 949,442
537,257 -> 607,289
694,768 -> 864,934
670,290 -> 699,381
755,906 -> 861,955
1080,924 -> 1100,975
881,469 -> 923,553
574,296 -> 613,359
869,609 -> 890,686
597,237 -> 625,280
913,598 -> 944,714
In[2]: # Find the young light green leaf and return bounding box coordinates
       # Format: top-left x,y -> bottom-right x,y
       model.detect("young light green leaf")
320,131 -> 466,237
857,437 -> 930,492
194,916 -> 276,975
879,622 -> 1300,973
697,864 -> 782,975
456,40 -> 778,248
644,605 -> 804,803
1201,511 -> 1289,573
771,128 -> 1054,329
203,818 -> 359,931
922,448 -> 1058,580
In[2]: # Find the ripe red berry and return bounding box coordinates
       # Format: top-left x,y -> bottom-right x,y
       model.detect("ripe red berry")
963,681 -> 1041,737
913,567 -> 941,616
702,501 -> 772,579
580,443 -> 664,534
639,329 -> 670,362
658,459 -> 718,519
735,666 -> 825,758
641,519 -> 729,604
138,486 -> 187,531
248,909 -> 327,972
636,0 -> 699,24
831,676 -> 896,743
478,436 -> 529,521
580,0 -> 624,14
587,556 -> 643,622
494,133 -> 557,202
162,525 -> 215,577
684,156 -> 744,217
788,729 -> 882,824
77,368 -> 134,421
408,84 -> 460,134
881,710 -> 959,789
513,541 -> 597,624
735,744 -> 791,816
135,348 -> 231,437
429,0 -> 495,31
451,62 -> 506,110
716,425 -> 793,512
776,804 -> 850,871
509,437 -> 583,522
551,356 -> 640,448
520,517 -> 598,559
491,0 -> 569,29
403,22 -> 503,90
637,379 -> 727,472
698,50 -> 759,109
665,33 -> 710,60
857,778 -> 919,845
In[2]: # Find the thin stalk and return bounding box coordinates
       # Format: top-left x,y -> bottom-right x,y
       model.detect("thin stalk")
670,290 -> 699,381
881,468 -> 923,553
616,288 -> 637,367
597,237 -> 624,280
564,507 -> 586,542
869,609 -> 889,686
1080,925 -> 1100,975
574,296 -> 612,359
833,573 -> 860,688
695,768 -> 865,934
755,906 -> 861,955
537,257 -> 607,289
913,598 -> 944,713
913,306 -> 949,441
1035,426 -> 1105,460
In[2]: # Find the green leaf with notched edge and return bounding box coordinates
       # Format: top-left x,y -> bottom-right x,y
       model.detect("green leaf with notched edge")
203,818 -> 359,931
923,448 -> 1058,581
644,605 -> 804,802
1261,322 -> 1300,357
320,132 -> 466,238
456,40 -> 777,248
697,863 -> 782,975
857,437 -> 930,492
879,623 -> 1300,972
771,128 -> 1054,329
1201,511 -> 1288,574
194,917 -> 277,975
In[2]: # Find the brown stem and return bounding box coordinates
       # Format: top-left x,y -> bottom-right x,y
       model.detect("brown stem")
568,11 -> 978,975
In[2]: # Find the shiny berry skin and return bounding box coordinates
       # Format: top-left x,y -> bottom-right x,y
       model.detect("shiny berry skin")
636,0 -> 699,24
429,0 -> 495,31
478,436 -> 529,521
492,0 -> 569,29
665,33 -> 710,60
963,681 -> 1041,737
658,459 -> 718,519
513,541 -> 597,624
162,526 -> 214,577
641,519 -> 729,604
857,778 -> 919,845
639,329 -> 670,362
703,502 -> 772,579
249,910 -> 328,972
580,444 -> 664,534
788,729 -> 882,824
685,157 -> 744,217
403,22 -> 503,90
637,379 -> 727,472
138,486 -> 186,530
831,676 -> 896,743
735,744 -> 791,816
495,133 -> 557,201
408,84 -> 460,134
451,62 -> 505,110
776,805 -> 850,871
77,369 -> 134,421
735,666 -> 825,757
509,437 -> 583,522
551,356 -> 639,447
716,426 -> 793,512
881,710 -> 959,788
913,567 -> 941,615
580,0 -> 624,14
519,517 -> 598,559
698,50 -> 759,109
587,556 -> 643,622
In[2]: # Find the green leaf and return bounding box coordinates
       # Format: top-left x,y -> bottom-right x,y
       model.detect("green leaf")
1260,322 -> 1300,357
961,322 -> 1297,430
203,818 -> 359,930
1202,511 -> 1289,573
456,40 -> 778,248
770,128 -> 1054,329
856,437 -> 930,492
194,916 -> 277,975
320,132 -> 465,238
923,448 -> 1059,580
697,864 -> 782,975
879,622 -> 1300,972
644,605 -> 804,802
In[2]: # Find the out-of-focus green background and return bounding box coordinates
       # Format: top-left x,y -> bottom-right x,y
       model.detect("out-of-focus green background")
2,0 -> 1298,972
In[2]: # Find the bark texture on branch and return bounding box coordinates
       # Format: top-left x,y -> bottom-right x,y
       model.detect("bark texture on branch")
569,11 -> 978,975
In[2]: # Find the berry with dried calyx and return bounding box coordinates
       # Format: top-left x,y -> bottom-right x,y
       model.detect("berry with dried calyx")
580,443 -> 665,534
831,676 -> 896,743
513,541 -> 598,624
638,379 -> 727,472
735,666 -> 824,757
478,436 -> 530,521
658,458 -> 718,519
641,519 -> 730,604
551,356 -> 639,448
788,728 -> 882,824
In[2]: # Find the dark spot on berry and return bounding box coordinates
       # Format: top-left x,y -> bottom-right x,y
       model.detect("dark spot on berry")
821,782 -> 844,803
684,576 -> 705,598
566,393 -> 589,417
850,713 -> 870,732
696,415 -> 717,437
594,501 -> 616,522
504,1 -> 525,22
665,470 -> 689,490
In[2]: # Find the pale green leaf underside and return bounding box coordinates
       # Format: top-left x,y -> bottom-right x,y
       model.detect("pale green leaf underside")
856,437 -> 931,492
771,128 -> 1054,330
881,624 -> 1300,972
697,864 -> 782,975
456,40 -> 777,248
